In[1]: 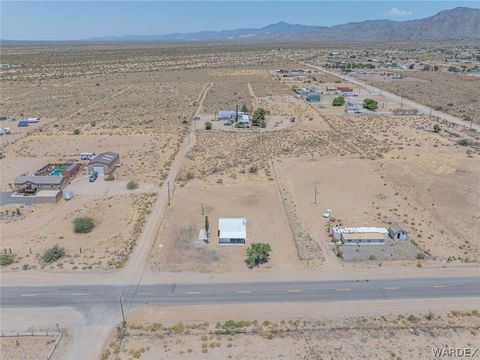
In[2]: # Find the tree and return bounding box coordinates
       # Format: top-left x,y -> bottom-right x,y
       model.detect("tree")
73,216 -> 95,233
126,180 -> 139,190
73,129 -> 80,135
241,104 -> 249,113
252,108 -> 266,126
332,96 -> 345,106
245,243 -> 272,268
42,245 -> 65,263
205,122 -> 212,130
408,63 -> 414,70
363,98 -> 378,111
433,124 -> 441,133
204,215 -> 209,241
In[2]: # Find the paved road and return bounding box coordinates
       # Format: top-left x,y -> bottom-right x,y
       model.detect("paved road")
302,62 -> 480,132
2,277 -> 479,309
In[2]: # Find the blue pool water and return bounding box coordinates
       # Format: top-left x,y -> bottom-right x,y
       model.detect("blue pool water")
49,169 -> 64,176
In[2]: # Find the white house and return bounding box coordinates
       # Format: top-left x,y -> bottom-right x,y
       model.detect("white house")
388,222 -> 408,240
218,218 -> 246,245
238,114 -> 250,127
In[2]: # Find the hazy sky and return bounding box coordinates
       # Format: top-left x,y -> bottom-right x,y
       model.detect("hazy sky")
1,1 -> 479,40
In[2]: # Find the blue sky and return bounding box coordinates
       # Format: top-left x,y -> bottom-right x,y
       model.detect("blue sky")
1,1 -> 478,40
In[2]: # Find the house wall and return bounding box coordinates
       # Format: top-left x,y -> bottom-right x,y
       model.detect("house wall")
219,238 -> 246,245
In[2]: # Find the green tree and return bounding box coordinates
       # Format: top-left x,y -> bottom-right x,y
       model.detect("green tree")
42,245 -> 65,263
73,216 -> 95,233
73,128 -> 80,135
205,122 -> 212,130
241,104 -> 249,113
245,243 -> 272,268
332,96 -> 345,106
252,108 -> 266,126
204,215 -> 209,235
363,98 -> 378,111
433,124 -> 441,133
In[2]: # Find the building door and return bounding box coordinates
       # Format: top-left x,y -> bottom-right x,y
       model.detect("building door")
93,166 -> 105,176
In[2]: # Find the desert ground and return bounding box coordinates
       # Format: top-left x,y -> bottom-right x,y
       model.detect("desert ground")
100,302 -> 480,360
1,42 -> 479,360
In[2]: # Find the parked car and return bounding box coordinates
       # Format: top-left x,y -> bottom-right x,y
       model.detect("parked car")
89,171 -> 98,182
323,209 -> 333,218
2,127 -> 11,134
81,152 -> 96,160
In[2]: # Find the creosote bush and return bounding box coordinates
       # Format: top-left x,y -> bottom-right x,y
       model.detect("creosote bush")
42,245 -> 65,263
127,180 -> 139,190
73,216 -> 95,233
0,253 -> 15,267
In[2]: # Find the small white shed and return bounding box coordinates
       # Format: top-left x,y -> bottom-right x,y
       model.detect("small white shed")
218,218 -> 246,245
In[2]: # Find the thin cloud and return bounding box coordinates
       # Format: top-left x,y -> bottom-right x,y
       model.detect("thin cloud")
387,7 -> 413,17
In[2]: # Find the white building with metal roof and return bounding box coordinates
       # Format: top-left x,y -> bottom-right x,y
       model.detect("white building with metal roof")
218,218 -> 246,245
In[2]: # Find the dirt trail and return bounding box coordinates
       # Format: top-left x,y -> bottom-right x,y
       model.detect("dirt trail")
119,82 -> 213,284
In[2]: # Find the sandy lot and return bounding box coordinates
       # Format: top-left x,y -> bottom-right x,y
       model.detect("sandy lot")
102,302 -> 480,360
149,180 -> 301,273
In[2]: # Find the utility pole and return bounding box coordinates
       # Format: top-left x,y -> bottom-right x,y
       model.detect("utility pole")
167,181 -> 171,206
201,201 -> 204,215
470,111 -> 475,130
120,295 -> 126,329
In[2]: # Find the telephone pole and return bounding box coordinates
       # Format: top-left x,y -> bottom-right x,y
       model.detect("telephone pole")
167,181 -> 171,206
120,295 -> 126,329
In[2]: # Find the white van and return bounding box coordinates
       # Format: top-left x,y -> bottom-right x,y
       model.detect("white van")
80,152 -> 96,160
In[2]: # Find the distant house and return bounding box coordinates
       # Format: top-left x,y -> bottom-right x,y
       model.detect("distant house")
306,94 -> 320,103
388,222 -> 409,240
238,114 -> 250,127
218,111 -> 244,121
27,117 -> 41,123
15,176 -> 68,192
17,120 -> 29,127
345,100 -> 363,113
341,232 -> 386,245
218,218 -> 246,245
88,152 -> 120,176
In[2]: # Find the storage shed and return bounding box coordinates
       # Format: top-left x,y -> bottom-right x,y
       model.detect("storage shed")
88,152 -> 120,176
388,222 -> 409,240
218,218 -> 246,245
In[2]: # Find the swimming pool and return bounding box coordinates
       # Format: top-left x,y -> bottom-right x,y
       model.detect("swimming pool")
49,168 -> 64,176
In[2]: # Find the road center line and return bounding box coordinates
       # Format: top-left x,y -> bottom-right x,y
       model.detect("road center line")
237,290 -> 251,294
20,294 -> 36,297
186,291 -> 202,295
137,292 -> 153,295
287,289 -> 301,293
71,293 -> 87,296
336,288 -> 351,292
432,285 -> 447,288
385,287 -> 399,290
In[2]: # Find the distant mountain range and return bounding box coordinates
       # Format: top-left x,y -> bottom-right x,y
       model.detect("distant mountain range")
88,7 -> 480,43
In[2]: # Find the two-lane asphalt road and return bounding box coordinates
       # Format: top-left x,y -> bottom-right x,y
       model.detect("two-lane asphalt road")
2,277 -> 479,309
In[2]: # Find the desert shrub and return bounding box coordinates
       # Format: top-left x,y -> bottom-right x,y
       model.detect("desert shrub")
363,98 -> 378,110
73,216 -> 95,233
90,121 -> 96,127
433,124 -> 441,133
0,253 -> 15,267
249,165 -> 258,174
73,129 -> 80,135
170,323 -> 185,334
42,245 -> 65,263
104,174 -> 115,181
205,122 -> 212,130
332,96 -> 345,106
241,104 -> 249,113
416,253 -> 425,260
245,243 -> 272,268
457,139 -> 472,146
127,180 -> 139,190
